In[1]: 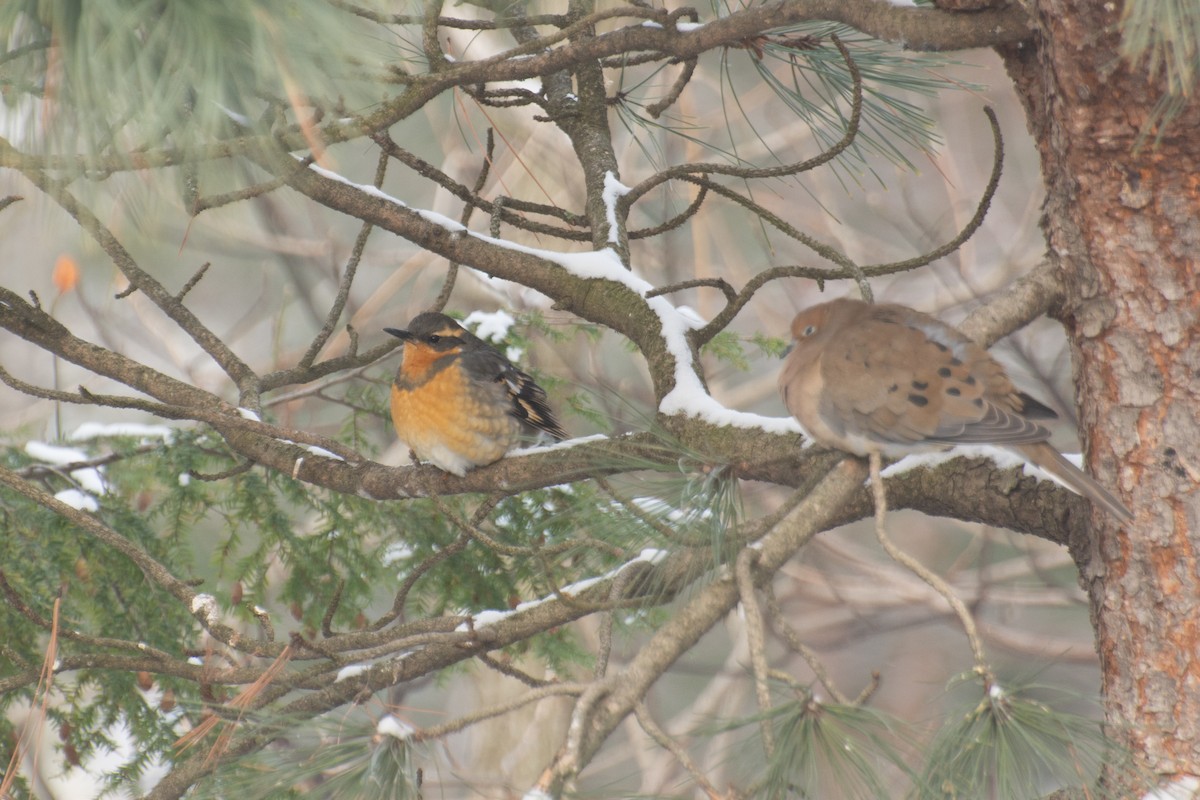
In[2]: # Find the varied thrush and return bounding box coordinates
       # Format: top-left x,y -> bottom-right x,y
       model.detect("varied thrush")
385,312 -> 567,476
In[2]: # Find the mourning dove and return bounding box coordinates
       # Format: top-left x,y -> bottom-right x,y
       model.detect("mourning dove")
778,298 -> 1132,522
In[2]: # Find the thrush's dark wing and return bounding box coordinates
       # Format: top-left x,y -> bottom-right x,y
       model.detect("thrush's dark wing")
461,347 -> 567,440
501,365 -> 567,440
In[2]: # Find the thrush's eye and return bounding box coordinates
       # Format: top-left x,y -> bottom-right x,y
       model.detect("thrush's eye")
427,334 -> 441,344
802,324 -> 817,337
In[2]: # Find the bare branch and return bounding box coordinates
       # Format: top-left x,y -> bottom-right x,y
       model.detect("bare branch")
299,148 -> 389,368
869,452 -> 989,673
633,701 -> 725,800
624,33 -> 863,208
191,177 -> 287,214
0,2 -> 1032,179
692,105 -> 1006,345
735,548 -> 777,756
437,128 -> 498,311
645,277 -> 737,303
763,583 -> 850,705
175,263 -> 211,302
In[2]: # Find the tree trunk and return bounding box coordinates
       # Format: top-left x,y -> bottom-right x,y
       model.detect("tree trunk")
1002,0 -> 1200,782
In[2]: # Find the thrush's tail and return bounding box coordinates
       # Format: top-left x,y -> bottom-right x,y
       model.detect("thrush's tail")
1012,442 -> 1133,522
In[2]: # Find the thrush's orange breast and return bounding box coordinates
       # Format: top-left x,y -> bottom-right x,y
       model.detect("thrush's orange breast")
390,355 -> 522,476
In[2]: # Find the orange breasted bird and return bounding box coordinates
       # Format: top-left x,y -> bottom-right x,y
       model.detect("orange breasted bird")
385,312 -> 567,476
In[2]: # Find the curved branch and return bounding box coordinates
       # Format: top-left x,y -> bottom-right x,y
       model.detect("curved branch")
645,56 -> 699,119
693,105 -> 1006,345
437,127 -> 498,311
645,277 -> 737,303
622,33 -> 863,209
372,133 -> 590,232
629,184 -> 708,240
298,148 -> 390,368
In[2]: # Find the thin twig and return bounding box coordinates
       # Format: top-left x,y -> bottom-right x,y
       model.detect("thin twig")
633,701 -> 724,800
477,652 -> 552,688
645,56 -> 698,118
0,596 -> 58,798
436,129 -> 497,311
852,671 -> 882,706
628,183 -> 708,240
371,532 -> 470,631
622,35 -> 863,208
0,367 -> 362,464
189,460 -> 255,482
867,106 -> 1005,275
594,565 -> 640,680
321,579 -> 346,638
0,146 -> 258,388
644,277 -> 737,303
692,104 -> 1006,346
595,477 -> 708,548
430,496 -> 622,560
0,571 -> 175,661
17,444 -> 161,483
734,548 -> 775,756
330,2 -> 567,28
300,148 -> 389,368
176,263 -> 211,302
762,583 -> 849,705
261,359 -> 388,409
371,132 -> 588,230
191,178 -> 287,214
410,683 -> 585,743
868,452 -> 989,673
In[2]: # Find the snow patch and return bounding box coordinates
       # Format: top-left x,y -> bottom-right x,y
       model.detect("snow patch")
676,305 -> 707,329
880,445 -> 1090,494
602,172 -> 631,245
25,441 -> 88,465
303,444 -> 342,460
376,714 -> 414,741
70,422 -> 175,442
26,441 -> 107,495
464,309 -> 516,342
335,664 -> 368,683
55,489 -> 98,512
456,548 -> 669,631
382,542 -> 414,566
1143,776 -> 1200,800
509,433 -> 608,459
190,594 -> 218,624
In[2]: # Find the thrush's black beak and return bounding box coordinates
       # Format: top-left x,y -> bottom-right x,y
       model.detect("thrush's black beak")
384,327 -> 412,341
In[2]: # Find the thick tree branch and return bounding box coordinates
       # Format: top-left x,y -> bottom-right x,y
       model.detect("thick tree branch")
0,276 -> 1092,534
